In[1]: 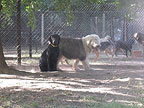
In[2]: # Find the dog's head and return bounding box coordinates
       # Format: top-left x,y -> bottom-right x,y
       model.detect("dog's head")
133,33 -> 140,41
105,35 -> 111,41
133,32 -> 144,45
48,34 -> 60,47
83,34 -> 101,50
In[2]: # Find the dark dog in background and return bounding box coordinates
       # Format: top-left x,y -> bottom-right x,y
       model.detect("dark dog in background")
133,32 -> 144,45
114,39 -> 135,57
39,34 -> 60,72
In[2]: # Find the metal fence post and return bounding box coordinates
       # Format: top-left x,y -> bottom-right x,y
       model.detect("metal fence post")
102,13 -> 106,37
41,13 -> 44,46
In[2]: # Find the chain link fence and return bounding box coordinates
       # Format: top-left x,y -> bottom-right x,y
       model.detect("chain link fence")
0,4 -> 144,63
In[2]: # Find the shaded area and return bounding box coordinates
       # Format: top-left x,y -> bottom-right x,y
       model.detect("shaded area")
0,57 -> 144,107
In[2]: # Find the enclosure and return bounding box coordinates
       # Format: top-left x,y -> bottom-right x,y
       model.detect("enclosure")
0,2 -> 144,108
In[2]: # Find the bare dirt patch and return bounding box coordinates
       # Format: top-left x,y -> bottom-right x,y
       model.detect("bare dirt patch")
0,56 -> 144,108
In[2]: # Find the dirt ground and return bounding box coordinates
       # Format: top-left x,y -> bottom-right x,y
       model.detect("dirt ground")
0,55 -> 144,108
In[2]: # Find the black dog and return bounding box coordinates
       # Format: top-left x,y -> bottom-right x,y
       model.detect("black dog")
114,39 -> 135,57
39,34 -> 60,72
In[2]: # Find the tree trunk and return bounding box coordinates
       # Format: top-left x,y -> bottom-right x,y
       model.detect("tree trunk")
17,0 -> 21,65
0,0 -> 10,73
0,0 -> 33,75
29,27 -> 32,58
0,39 -> 8,71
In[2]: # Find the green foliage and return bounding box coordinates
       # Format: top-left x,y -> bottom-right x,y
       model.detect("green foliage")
55,0 -> 74,26
23,0 -> 43,29
1,0 -> 16,17
55,0 -> 120,25
1,0 -> 43,29
1,0 -> 141,28
116,0 -> 143,22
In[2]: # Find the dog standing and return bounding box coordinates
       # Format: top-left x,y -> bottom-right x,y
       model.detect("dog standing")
58,34 -> 101,70
93,35 -> 114,60
114,39 -> 135,57
94,41 -> 114,60
39,34 -> 60,72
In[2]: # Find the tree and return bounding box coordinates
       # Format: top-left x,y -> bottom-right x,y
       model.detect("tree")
0,0 -> 43,74
0,0 -> 9,74
17,0 -> 21,65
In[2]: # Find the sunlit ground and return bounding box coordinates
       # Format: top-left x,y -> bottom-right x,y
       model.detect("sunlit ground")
0,53 -> 144,107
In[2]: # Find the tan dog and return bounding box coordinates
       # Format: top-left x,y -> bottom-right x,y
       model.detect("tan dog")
93,35 -> 114,60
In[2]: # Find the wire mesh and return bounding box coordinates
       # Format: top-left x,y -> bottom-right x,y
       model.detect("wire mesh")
0,4 -> 144,62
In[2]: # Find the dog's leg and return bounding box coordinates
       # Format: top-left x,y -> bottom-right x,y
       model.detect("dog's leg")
125,50 -> 128,57
115,49 -> 118,56
115,47 -> 120,57
73,59 -> 80,71
105,49 -> 110,57
95,50 -> 99,61
129,49 -> 132,56
111,48 -> 114,58
57,55 -> 63,65
65,59 -> 70,65
107,48 -> 114,59
112,47 -> 116,57
81,60 -> 90,70
57,55 -> 64,71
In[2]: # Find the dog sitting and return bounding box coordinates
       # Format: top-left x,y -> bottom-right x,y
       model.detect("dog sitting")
58,34 -> 101,70
39,34 -> 60,72
133,32 -> 144,45
114,39 -> 135,57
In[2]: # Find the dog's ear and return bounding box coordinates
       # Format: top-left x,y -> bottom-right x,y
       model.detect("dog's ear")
134,33 -> 139,40
48,35 -> 52,44
51,36 -> 56,44
87,40 -> 92,46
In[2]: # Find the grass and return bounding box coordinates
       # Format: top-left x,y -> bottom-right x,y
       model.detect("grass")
22,102 -> 39,108
0,95 -> 143,108
100,102 -> 139,108
84,102 -> 141,108
29,102 -> 39,108
0,96 -> 12,107
81,96 -> 142,108
46,97 -> 57,102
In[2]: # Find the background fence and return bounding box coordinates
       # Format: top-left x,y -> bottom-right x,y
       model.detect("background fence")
0,4 -> 144,61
